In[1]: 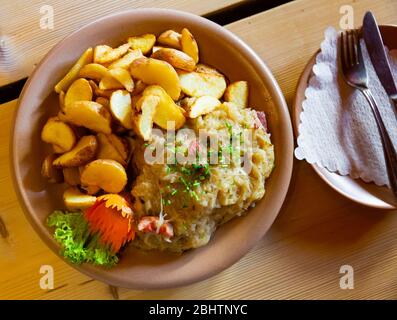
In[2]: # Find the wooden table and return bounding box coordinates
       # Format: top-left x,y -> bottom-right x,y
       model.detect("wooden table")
1,0 -> 397,300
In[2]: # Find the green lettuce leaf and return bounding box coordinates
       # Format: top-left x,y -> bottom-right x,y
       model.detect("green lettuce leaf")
47,210 -> 118,267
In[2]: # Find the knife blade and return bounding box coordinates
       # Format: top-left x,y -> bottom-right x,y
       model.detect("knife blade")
362,11 -> 397,110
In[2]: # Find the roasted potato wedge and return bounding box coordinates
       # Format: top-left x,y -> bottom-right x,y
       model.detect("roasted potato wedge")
94,43 -> 130,64
182,95 -> 221,118
108,49 -> 143,69
109,90 -> 133,129
151,48 -> 195,71
108,134 -> 129,161
133,95 -> 160,141
89,80 -> 114,99
63,101 -> 112,134
130,57 -> 181,100
97,133 -> 126,166
94,45 -> 112,63
53,135 -> 97,168
108,68 -> 134,92
57,110 -> 69,123
224,81 -> 249,108
142,85 -> 186,130
41,154 -> 64,183
195,63 -> 223,76
80,159 -> 127,193
181,28 -> 199,64
54,47 -> 93,93
88,79 -> 99,92
63,186 -> 97,210
59,90 -> 66,111
64,78 -> 93,107
95,97 -> 110,108
133,80 -> 147,95
157,30 -> 182,49
127,34 -> 156,55
78,63 -> 109,80
41,117 -> 76,153
179,71 -> 226,99
152,46 -> 164,53
99,76 -> 124,90
63,167 -> 81,186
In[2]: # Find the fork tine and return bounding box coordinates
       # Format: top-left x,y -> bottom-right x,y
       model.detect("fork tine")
347,30 -> 356,67
353,29 -> 363,66
340,31 -> 347,71
351,30 -> 359,65
340,28 -> 368,89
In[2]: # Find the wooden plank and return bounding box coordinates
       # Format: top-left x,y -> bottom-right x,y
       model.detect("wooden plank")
2,0 -> 397,299
0,0 -> 243,86
227,0 -> 397,107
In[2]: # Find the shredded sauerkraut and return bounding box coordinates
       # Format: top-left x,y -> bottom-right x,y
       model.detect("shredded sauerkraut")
131,102 -> 274,252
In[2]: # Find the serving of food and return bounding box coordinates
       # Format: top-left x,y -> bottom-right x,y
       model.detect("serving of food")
41,26 -> 275,267
12,8 -> 293,288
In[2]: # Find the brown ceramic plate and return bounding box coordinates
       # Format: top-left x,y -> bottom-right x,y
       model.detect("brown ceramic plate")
11,9 -> 293,289
294,25 -> 397,210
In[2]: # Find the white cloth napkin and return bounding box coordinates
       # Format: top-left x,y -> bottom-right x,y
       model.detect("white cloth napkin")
295,27 -> 397,187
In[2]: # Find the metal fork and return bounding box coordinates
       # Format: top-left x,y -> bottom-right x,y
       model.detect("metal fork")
340,29 -> 397,196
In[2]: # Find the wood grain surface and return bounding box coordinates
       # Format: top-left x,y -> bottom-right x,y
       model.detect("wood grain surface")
0,0 -> 243,86
1,0 -> 397,299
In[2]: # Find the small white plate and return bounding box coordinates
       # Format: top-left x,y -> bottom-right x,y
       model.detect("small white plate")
293,25 -> 397,210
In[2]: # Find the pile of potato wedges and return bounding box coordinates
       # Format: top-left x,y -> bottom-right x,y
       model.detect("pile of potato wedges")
41,28 -> 250,210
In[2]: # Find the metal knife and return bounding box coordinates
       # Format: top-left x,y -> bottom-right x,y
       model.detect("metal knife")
363,11 -> 397,111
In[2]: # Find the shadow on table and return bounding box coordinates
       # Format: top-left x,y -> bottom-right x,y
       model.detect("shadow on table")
269,159 -> 395,249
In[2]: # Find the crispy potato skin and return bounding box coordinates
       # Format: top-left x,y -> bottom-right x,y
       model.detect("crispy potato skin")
94,45 -> 112,63
94,43 -> 130,64
63,186 -> 97,210
80,159 -> 127,193
157,30 -> 182,49
41,154 -> 64,183
182,95 -> 221,118
181,28 -> 199,64
97,133 -> 127,166
224,81 -> 249,108
63,101 -> 112,134
108,49 -> 143,70
59,90 -> 66,111
195,63 -> 223,76
128,34 -> 156,55
41,117 -> 77,153
133,94 -> 160,141
99,76 -> 124,90
108,134 -> 130,161
178,71 -> 226,99
151,48 -> 195,71
130,57 -> 181,101
54,47 -> 93,93
53,135 -> 98,168
108,68 -> 134,92
64,78 -> 93,107
95,97 -> 110,108
142,85 -> 186,130
78,63 -> 109,80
